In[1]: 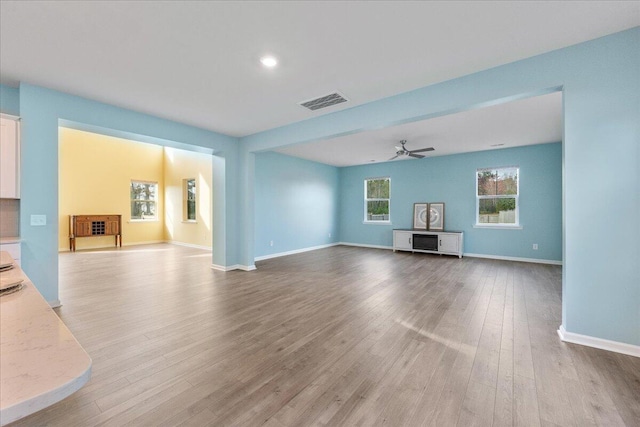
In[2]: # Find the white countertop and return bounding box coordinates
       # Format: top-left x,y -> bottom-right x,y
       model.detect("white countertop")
0,253 -> 91,425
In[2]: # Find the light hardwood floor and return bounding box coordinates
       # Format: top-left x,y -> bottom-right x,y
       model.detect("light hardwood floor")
11,244 -> 640,426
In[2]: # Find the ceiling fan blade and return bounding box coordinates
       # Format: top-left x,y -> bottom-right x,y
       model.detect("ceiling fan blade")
388,155 -> 400,161
408,153 -> 425,159
410,147 -> 435,153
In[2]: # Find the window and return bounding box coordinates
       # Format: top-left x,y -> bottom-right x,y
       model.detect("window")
476,167 -> 519,226
364,177 -> 390,223
184,178 -> 196,221
130,181 -> 158,220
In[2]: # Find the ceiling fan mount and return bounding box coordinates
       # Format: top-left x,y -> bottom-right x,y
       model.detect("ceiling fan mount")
389,139 -> 434,161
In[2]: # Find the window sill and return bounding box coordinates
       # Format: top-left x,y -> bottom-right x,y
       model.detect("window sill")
182,220 -> 198,224
363,221 -> 392,226
473,224 -> 522,230
129,219 -> 159,223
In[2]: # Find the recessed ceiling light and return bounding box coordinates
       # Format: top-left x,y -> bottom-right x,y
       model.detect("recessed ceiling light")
260,56 -> 278,68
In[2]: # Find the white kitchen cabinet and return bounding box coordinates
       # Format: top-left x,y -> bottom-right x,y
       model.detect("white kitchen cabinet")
392,229 -> 463,258
0,115 -> 20,199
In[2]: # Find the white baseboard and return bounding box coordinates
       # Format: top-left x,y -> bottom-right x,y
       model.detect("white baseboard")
337,245 -> 561,266
464,252 -> 562,265
48,299 -> 61,308
338,242 -> 393,251
211,264 -> 256,272
558,325 -> 639,358
167,240 -> 212,251
59,240 -> 166,252
254,243 -> 340,262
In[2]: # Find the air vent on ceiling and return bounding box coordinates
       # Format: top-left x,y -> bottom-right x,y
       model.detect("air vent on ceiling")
299,92 -> 348,111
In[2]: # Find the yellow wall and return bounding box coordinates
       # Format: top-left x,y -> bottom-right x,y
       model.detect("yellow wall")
163,147 -> 212,248
59,128 -> 165,251
59,128 -> 213,251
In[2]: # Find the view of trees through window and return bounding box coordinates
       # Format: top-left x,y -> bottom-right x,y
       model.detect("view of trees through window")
185,178 -> 196,221
365,177 -> 390,222
477,167 -> 518,224
130,181 -> 157,220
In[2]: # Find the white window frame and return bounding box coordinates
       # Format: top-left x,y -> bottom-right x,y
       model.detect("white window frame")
130,180 -> 158,221
475,166 -> 521,229
364,177 -> 391,224
183,178 -> 197,222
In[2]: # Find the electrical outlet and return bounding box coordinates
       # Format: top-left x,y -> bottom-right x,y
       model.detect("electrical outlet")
270,240 -> 274,247
532,244 -> 538,250
30,214 -> 47,226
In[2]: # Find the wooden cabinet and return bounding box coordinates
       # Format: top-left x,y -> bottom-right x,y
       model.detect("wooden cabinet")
106,218 -> 120,236
392,229 -> 463,258
0,115 -> 20,199
69,215 -> 122,251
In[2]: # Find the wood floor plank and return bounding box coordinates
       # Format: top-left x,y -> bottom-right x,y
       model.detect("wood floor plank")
493,347 -> 515,427
9,244 -> 640,427
493,265 -> 515,427
457,379 -> 496,426
513,374 -> 541,427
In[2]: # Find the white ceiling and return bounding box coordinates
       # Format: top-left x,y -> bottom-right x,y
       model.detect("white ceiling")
0,1 -> 637,140
275,91 -> 563,167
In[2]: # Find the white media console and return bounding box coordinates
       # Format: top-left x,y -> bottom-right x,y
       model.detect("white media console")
393,229 -> 464,258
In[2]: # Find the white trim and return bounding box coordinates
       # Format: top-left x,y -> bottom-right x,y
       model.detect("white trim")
124,240 -> 165,246
48,299 -> 61,308
167,240 -> 211,251
558,325 -> 640,358
211,264 -> 256,272
338,242 -> 393,251
59,240 -> 165,252
464,252 -> 562,265
254,243 -> 339,261
473,224 -> 523,230
364,177 -> 391,224
211,264 -> 232,271
0,113 -> 20,120
475,166 -> 520,226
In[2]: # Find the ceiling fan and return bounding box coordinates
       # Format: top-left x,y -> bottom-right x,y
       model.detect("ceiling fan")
388,140 -> 434,161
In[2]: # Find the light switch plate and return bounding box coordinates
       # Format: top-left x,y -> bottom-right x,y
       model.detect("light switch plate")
31,214 -> 47,226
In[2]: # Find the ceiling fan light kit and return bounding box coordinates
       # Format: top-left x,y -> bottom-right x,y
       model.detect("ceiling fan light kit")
388,140 -> 434,161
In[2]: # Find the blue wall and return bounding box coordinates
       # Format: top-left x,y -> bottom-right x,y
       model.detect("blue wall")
242,28 -> 639,347
340,143 -> 562,261
17,84 -> 240,303
254,152 -> 339,258
0,84 -> 20,115
3,28 -> 638,347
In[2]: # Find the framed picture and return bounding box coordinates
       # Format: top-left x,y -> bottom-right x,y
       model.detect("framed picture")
428,202 -> 445,231
413,203 -> 428,229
